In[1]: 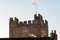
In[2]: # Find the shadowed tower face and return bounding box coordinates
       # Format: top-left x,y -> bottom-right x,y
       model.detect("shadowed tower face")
9,14 -> 48,38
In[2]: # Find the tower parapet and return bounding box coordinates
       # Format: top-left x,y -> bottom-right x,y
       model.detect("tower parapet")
34,14 -> 42,20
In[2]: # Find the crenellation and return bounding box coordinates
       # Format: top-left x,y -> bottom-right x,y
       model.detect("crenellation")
10,17 -> 13,22
10,17 -> 13,20
42,20 -> 44,23
23,21 -> 27,24
19,21 -> 23,24
34,14 -> 37,20
19,21 -> 23,27
43,20 -> 48,26
14,17 -> 19,24
42,20 -> 44,25
28,20 -> 31,25
9,17 -> 15,28
38,14 -> 42,20
45,20 -> 48,24
54,30 -> 56,34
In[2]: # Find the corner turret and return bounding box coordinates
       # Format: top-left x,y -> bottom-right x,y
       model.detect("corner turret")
50,30 -> 57,40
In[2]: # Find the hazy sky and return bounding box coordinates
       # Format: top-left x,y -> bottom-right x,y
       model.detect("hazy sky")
0,0 -> 60,40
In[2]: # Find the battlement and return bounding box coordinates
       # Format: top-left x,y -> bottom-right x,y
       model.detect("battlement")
9,17 -> 18,23
9,14 -> 48,27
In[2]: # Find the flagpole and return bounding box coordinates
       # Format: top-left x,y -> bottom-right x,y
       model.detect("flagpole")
35,1 -> 37,15
32,1 -> 38,15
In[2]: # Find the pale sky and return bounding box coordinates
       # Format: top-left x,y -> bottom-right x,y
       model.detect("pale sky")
0,0 -> 60,40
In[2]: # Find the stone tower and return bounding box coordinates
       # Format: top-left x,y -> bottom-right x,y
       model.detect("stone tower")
9,14 -> 48,38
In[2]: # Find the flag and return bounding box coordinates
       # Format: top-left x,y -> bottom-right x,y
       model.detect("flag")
32,1 -> 36,6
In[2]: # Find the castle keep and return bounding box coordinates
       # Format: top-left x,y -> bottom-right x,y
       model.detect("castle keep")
9,14 -> 48,38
